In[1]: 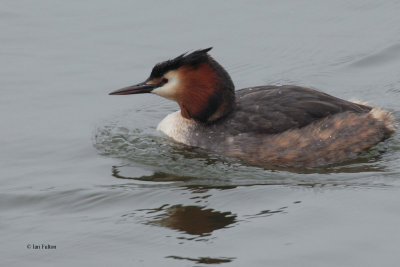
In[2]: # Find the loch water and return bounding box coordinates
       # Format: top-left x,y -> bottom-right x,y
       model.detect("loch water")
1,1 -> 400,266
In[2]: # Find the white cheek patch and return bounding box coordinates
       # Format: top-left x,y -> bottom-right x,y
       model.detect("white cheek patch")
151,71 -> 179,100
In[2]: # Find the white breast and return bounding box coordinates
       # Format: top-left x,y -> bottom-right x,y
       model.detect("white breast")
156,111 -> 197,145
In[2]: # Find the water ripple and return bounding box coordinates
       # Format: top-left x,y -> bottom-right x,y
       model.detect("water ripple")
93,103 -> 400,188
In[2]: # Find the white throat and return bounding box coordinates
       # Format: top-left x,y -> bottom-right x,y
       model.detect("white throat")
156,111 -> 197,144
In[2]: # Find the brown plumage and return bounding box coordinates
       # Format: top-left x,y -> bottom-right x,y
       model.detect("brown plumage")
178,64 -> 220,121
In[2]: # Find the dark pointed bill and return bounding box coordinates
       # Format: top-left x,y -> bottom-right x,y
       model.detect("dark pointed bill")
109,82 -> 159,95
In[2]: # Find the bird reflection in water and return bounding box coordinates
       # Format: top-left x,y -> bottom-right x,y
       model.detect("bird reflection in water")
112,166 -> 237,237
166,255 -> 235,265
156,206 -> 237,264
148,205 -> 236,237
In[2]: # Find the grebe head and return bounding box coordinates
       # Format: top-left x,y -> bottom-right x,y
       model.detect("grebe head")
109,48 -> 235,123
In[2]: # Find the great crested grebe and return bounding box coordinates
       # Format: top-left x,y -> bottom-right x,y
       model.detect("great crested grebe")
109,48 -> 396,168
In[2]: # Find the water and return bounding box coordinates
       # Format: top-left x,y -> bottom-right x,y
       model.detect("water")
1,1 -> 400,266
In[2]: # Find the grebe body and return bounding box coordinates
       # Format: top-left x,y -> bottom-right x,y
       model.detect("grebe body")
110,48 -> 396,168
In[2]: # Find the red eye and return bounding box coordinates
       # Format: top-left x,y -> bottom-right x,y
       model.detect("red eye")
162,78 -> 168,84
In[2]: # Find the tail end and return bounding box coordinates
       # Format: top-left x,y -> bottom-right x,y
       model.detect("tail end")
223,107 -> 396,168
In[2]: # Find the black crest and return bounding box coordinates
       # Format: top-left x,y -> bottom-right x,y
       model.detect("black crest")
149,47 -> 213,78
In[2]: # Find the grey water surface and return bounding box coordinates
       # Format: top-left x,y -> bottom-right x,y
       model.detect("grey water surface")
1,1 -> 400,266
